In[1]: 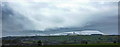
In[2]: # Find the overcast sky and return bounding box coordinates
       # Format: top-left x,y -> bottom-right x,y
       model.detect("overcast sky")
1,0 -> 119,37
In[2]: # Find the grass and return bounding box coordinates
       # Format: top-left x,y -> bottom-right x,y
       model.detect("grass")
2,43 -> 120,47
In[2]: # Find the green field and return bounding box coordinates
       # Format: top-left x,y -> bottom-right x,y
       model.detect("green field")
2,43 -> 119,47
2,35 -> 120,47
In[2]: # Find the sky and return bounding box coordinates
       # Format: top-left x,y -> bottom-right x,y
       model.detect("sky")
1,0 -> 119,37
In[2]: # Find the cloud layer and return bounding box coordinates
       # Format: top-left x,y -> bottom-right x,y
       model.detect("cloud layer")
1,1 -> 118,36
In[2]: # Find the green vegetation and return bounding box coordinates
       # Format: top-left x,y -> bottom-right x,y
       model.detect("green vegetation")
2,35 -> 120,47
2,43 -> 119,47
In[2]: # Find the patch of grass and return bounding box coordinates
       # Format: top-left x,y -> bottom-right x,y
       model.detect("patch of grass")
2,43 -> 119,47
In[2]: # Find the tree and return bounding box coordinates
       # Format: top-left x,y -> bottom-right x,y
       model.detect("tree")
37,40 -> 42,46
113,41 -> 117,43
81,40 -> 88,44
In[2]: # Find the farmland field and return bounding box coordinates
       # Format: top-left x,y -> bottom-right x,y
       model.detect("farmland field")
2,43 -> 120,47
2,35 -> 120,47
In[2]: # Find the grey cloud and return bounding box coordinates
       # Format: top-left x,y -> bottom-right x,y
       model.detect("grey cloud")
1,2 -> 118,36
